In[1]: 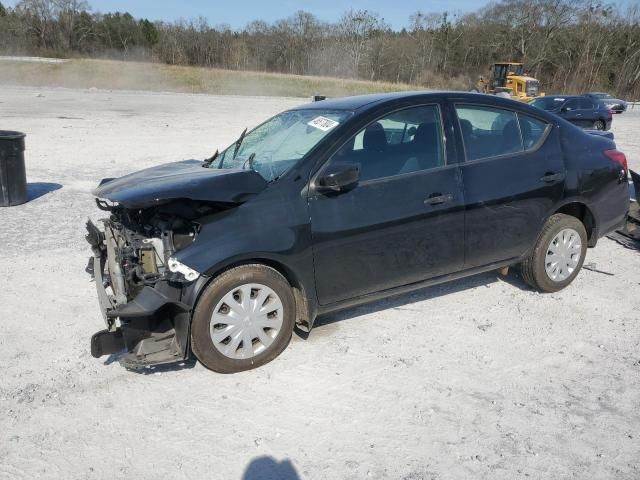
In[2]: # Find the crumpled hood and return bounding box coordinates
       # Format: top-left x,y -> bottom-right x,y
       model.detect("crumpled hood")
92,159 -> 268,208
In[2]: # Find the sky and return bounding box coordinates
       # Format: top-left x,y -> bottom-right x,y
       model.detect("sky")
3,0 -> 485,29
4,0 -> 636,30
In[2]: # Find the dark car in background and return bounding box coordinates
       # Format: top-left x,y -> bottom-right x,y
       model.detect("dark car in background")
529,95 -> 612,130
585,92 -> 627,113
86,91 -> 629,373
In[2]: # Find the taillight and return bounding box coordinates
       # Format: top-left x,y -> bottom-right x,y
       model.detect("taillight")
604,149 -> 628,174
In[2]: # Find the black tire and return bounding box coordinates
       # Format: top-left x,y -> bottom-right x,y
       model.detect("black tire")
191,264 -> 296,373
592,120 -> 605,130
520,214 -> 588,293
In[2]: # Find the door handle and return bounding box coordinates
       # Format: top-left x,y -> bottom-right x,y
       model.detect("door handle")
424,193 -> 454,206
540,172 -> 565,183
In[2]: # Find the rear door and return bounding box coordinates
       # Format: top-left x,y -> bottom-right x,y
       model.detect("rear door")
578,97 -> 596,126
561,98 -> 583,127
453,103 -> 565,268
309,103 -> 465,305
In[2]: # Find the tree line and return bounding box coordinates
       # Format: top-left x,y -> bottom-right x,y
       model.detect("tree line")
1,0 -> 640,98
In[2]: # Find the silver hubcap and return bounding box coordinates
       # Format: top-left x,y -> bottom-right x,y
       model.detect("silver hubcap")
210,283 -> 284,360
545,228 -> 582,282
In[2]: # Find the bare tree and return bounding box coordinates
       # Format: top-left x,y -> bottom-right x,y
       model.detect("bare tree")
337,9 -> 386,77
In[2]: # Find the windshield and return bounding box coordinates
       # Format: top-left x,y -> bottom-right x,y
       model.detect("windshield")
212,109 -> 352,181
529,96 -> 566,110
592,93 -> 612,99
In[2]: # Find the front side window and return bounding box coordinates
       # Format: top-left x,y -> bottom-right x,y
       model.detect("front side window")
455,105 -> 523,161
529,97 -> 565,110
213,109 -> 352,181
563,99 -> 579,111
328,105 -> 445,182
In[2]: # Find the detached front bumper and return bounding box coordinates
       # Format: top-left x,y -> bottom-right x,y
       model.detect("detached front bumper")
86,220 -> 193,369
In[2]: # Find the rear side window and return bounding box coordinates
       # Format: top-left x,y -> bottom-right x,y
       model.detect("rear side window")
578,98 -> 594,109
517,114 -> 550,150
455,105 -> 523,161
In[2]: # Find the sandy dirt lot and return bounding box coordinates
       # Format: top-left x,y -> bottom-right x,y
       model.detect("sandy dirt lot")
1,86 -> 639,480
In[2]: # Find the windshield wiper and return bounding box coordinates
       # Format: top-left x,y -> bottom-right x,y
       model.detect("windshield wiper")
242,153 -> 256,171
202,149 -> 219,168
232,127 -> 248,160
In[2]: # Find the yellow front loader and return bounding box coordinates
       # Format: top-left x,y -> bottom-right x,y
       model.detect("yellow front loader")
474,62 -> 545,103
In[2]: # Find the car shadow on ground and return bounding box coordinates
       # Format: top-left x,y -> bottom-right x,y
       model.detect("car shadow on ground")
105,269 -> 533,373
27,182 -> 62,201
312,268 -> 532,330
104,353 -> 197,375
242,456 -> 301,480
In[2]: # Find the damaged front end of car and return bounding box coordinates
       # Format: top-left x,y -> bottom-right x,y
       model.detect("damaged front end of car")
86,200 -> 207,368
86,159 -> 268,368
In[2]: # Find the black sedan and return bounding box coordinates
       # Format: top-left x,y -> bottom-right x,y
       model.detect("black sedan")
529,95 -> 613,130
585,92 -> 627,113
87,91 -> 629,373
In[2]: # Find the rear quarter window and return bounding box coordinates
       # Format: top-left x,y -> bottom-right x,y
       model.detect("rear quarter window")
517,114 -> 551,150
455,105 -> 523,161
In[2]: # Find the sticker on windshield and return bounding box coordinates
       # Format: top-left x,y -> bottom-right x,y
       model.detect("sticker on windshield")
554,98 -> 565,101
308,116 -> 339,131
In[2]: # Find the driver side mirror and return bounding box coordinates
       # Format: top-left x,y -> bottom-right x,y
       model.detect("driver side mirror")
316,163 -> 360,193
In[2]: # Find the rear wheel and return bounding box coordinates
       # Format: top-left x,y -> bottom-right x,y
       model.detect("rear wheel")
191,264 -> 295,373
520,214 -> 587,292
592,120 -> 605,130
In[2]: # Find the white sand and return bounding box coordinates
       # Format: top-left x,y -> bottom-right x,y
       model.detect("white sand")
1,86 -> 639,480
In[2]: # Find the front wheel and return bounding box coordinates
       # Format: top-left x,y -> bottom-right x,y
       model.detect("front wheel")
191,264 -> 296,373
520,214 -> 588,293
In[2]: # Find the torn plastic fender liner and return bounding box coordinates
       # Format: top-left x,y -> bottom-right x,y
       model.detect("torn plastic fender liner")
110,285 -> 190,319
90,282 -> 193,364
91,329 -> 124,358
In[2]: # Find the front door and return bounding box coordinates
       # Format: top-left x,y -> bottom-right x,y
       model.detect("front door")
309,104 -> 465,305
453,103 -> 565,268
560,98 -> 585,127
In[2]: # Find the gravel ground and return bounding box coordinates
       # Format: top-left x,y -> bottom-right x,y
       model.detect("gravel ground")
0,86 -> 639,480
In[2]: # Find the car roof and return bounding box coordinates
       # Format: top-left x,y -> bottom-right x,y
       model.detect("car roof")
291,90 -> 532,112
290,91 -> 429,111
543,95 -> 579,99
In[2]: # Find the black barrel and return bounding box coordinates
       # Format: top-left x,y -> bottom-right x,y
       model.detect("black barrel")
0,131 -> 27,207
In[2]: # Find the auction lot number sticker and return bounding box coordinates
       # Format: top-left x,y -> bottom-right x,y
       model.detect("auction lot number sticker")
308,116 -> 340,131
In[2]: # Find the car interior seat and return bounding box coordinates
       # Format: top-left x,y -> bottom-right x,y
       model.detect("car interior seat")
501,120 -> 523,155
361,122 -> 388,180
412,122 -> 441,169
